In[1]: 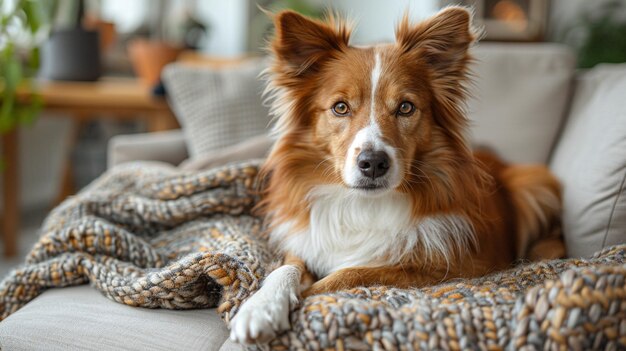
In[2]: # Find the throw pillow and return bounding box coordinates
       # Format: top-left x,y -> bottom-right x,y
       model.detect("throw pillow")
550,64 -> 626,257
468,43 -> 575,164
163,58 -> 270,158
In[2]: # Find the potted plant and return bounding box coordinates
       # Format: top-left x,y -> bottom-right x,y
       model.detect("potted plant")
39,0 -> 101,81
560,0 -> 626,68
127,0 -> 185,88
0,0 -> 56,134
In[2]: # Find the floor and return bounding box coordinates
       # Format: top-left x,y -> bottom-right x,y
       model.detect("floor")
0,209 -> 47,279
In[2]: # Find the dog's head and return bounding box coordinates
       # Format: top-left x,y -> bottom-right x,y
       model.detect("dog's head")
264,7 -> 481,216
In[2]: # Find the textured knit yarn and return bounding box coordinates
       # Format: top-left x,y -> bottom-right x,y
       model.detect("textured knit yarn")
0,160 -> 625,350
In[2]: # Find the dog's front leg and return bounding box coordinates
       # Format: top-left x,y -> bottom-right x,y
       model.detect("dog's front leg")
229,254 -> 309,344
302,265 -> 449,297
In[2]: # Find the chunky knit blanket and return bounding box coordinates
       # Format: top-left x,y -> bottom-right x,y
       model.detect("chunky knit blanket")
1,161 -> 625,350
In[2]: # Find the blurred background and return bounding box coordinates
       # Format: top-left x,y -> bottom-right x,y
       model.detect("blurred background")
0,0 -> 625,271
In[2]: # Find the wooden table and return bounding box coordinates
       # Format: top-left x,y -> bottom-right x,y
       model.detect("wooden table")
1,78 -> 179,257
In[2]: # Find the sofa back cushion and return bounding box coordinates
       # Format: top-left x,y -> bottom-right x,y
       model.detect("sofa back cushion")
163,59 -> 270,158
550,64 -> 626,258
468,43 -> 575,164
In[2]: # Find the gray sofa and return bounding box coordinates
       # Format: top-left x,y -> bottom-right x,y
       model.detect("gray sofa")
1,43 -> 625,350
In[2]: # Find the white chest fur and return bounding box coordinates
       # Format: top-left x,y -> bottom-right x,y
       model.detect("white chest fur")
270,185 -> 474,278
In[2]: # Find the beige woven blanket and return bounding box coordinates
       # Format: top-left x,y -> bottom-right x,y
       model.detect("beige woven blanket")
1,161 -> 625,350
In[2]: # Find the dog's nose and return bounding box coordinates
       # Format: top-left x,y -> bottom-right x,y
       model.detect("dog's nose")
357,151 -> 390,179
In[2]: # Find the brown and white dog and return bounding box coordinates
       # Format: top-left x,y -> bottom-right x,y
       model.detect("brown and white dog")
230,7 -> 562,344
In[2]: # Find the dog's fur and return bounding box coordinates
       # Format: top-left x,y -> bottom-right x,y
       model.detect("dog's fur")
230,7 -> 563,344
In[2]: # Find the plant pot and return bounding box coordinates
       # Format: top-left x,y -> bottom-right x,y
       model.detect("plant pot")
128,39 -> 183,87
40,28 -> 102,81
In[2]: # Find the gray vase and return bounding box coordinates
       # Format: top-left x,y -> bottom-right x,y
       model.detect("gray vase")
40,28 -> 101,81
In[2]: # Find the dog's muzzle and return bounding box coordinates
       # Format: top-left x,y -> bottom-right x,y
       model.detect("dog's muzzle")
357,150 -> 390,179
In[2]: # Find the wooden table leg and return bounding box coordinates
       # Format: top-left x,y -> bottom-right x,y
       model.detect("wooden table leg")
2,129 -> 19,257
54,119 -> 84,205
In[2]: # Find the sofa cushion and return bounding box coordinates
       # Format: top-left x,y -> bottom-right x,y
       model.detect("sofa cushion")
163,59 -> 270,159
550,64 -> 626,258
179,134 -> 273,171
468,43 -> 575,164
107,129 -> 189,169
0,286 -> 234,351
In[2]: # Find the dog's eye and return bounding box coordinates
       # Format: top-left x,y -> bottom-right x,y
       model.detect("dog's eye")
331,102 -> 351,116
397,102 -> 415,117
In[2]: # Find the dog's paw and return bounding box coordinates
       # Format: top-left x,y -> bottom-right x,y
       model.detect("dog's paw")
229,292 -> 295,344
229,266 -> 300,344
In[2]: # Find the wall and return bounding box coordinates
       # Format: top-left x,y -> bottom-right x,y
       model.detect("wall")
549,0 -> 626,40
311,0 -> 438,44
209,0 -> 438,55
98,0 -> 438,56
98,0 -> 626,56
100,0 -> 250,56
100,0 -> 150,33
196,0 -> 250,56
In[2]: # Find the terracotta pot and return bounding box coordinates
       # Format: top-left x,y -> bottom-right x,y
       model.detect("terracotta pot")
128,39 -> 183,87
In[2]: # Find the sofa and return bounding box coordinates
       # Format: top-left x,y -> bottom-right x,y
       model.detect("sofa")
1,43 -> 624,350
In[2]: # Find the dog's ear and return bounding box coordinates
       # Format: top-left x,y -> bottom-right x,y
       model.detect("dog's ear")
396,7 -> 478,156
395,7 -> 477,77
271,10 -> 351,76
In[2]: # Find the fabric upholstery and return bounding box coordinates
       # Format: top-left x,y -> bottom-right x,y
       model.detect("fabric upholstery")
220,340 -> 245,351
163,59 -> 271,158
107,129 -> 188,168
179,134 -> 273,171
0,286 -> 230,351
468,43 -> 575,164
550,64 -> 626,258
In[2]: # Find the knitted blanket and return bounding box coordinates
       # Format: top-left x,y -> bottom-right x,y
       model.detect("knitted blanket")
1,161 -> 625,350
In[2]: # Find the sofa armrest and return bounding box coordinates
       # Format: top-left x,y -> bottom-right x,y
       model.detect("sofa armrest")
107,129 -> 189,169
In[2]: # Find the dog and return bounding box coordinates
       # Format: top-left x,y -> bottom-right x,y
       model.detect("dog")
229,7 -> 562,344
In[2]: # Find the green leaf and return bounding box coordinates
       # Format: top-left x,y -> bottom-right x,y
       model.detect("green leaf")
22,0 -> 42,34
1,16 -> 9,30
4,56 -> 23,92
31,92 -> 43,109
27,46 -> 40,74
18,107 -> 33,125
0,0 -> 50,136
1,43 -> 14,62
0,93 -> 16,133
18,95 -> 42,125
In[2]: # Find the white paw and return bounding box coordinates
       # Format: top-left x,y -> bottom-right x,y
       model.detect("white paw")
229,266 -> 300,344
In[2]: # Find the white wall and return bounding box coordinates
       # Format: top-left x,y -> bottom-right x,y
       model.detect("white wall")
99,0 -> 438,56
198,0 -> 437,55
312,0 -> 438,44
549,0 -> 626,40
100,0 -> 150,33
196,0 -> 250,56
99,0 -> 251,56
97,0 -> 626,56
